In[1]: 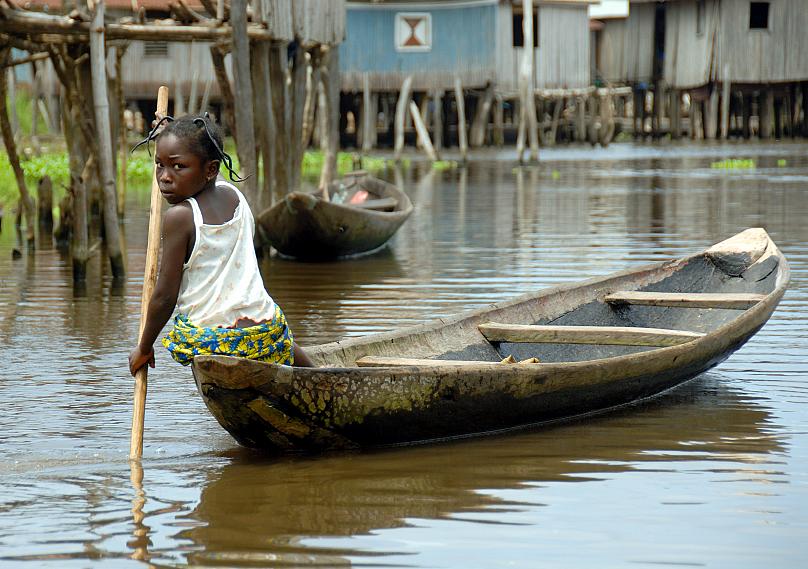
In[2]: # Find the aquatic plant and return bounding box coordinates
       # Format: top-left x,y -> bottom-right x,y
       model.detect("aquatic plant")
710,158 -> 756,170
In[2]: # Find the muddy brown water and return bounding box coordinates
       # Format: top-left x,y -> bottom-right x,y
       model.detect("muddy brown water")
1,142 -> 807,568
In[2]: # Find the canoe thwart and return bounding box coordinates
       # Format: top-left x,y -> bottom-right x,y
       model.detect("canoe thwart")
478,322 -> 705,347
352,197 -> 398,211
355,355 -> 543,367
604,291 -> 766,309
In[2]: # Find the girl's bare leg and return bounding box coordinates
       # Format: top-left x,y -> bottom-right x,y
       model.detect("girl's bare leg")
293,343 -> 315,367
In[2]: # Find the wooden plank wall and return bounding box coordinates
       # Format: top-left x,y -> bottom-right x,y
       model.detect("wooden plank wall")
664,0 -> 716,89
495,3 -> 590,91
597,2 -> 655,84
293,0 -> 345,47
718,0 -> 808,83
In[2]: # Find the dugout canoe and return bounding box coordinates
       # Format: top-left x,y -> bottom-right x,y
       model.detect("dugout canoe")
192,228 -> 789,452
256,172 -> 413,259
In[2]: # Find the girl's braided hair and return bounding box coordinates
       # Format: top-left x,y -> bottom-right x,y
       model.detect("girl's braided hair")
131,113 -> 246,182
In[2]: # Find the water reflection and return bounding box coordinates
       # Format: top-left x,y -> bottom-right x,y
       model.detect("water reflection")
178,377 -> 781,566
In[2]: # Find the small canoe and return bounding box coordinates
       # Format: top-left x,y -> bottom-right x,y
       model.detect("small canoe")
192,228 -> 789,452
256,172 -> 413,259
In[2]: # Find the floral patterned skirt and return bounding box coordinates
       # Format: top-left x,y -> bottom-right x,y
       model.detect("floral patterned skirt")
162,304 -> 294,366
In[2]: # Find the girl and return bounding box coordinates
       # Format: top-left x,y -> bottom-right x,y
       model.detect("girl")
128,114 -> 313,377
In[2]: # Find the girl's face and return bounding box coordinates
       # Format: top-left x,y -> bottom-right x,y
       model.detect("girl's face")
155,133 -> 218,204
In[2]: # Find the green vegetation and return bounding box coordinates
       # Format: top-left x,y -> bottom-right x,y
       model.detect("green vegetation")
431,160 -> 459,171
710,158 -> 756,170
777,159 -> 788,167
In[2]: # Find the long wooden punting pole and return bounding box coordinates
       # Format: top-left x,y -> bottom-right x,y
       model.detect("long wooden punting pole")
130,86 -> 169,460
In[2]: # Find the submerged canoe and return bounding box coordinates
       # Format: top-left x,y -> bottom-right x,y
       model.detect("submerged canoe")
192,228 -> 789,452
256,172 -> 413,259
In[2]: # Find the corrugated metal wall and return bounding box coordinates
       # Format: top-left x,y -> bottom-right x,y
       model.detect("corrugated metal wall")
495,3 -> 590,91
597,2 -> 656,84
339,2 -> 498,91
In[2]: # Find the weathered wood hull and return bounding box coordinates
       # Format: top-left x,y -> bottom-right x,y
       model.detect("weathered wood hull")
192,229 -> 789,452
257,174 -> 413,259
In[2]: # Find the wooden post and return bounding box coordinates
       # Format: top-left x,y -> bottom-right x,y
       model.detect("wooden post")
574,95 -> 586,141
90,1 -> 125,277
432,89 -> 444,151
669,89 -> 681,140
453,76 -> 468,163
741,93 -> 752,138
521,0 -> 539,161
653,81 -> 665,137
393,75 -> 413,162
493,92 -> 504,147
587,94 -> 599,144
691,96 -> 704,140
760,89 -> 774,139
599,90 -> 615,146
0,50 -> 35,250
7,66 -> 19,137
37,176 -> 53,230
318,46 -> 340,196
362,72 -> 374,152
230,0 -> 257,206
61,97 -> 89,279
269,45 -> 290,196
548,97 -> 562,145
209,45 -> 236,138
469,83 -> 494,147
704,85 -> 718,139
250,41 -> 273,211
115,44 -> 128,217
301,52 -> 317,149
130,86 -> 169,461
773,95 -> 783,139
408,100 -> 438,162
289,46 -> 308,193
720,63 -> 731,139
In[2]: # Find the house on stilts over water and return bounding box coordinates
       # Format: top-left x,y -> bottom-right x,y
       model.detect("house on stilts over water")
339,0 -> 610,156
593,0 -> 808,139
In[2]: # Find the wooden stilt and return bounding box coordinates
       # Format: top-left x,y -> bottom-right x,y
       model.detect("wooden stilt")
394,75 -> 413,162
432,89 -> 444,151
632,88 -> 642,137
318,46 -> 340,195
773,94 -> 783,139
704,86 -> 718,139
300,52 -> 317,149
90,2 -> 124,277
587,94 -> 599,144
547,97 -> 562,145
269,45 -> 290,196
653,81 -> 665,138
453,76 -> 468,162
575,96 -> 586,142
408,100 -> 438,162
741,93 -> 752,138
0,50 -> 35,250
469,83 -> 494,147
230,0 -> 257,206
210,45 -> 236,138
690,95 -> 703,140
720,64 -> 731,139
600,90 -> 615,146
37,176 -> 53,230
493,93 -> 504,147
760,89 -> 773,139
670,89 -> 681,140
361,72 -> 373,153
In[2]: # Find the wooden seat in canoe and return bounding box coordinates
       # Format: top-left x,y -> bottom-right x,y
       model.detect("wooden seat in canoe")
351,197 -> 398,211
478,323 -> 704,347
604,291 -> 766,309
356,356 -> 543,367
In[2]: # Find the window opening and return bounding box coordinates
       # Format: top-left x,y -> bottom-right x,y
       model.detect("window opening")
749,2 -> 769,30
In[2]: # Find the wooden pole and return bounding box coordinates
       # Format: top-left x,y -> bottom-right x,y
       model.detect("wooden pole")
469,83 -> 494,147
519,0 -> 539,162
760,89 -> 774,139
670,89 -> 681,140
230,0 -> 257,206
0,49 -> 34,249
130,86 -> 169,461
301,52 -> 317,148
493,92 -> 504,147
408,100 -> 438,162
362,72 -> 373,153
393,75 -> 413,162
453,76 -> 468,162
90,0 -> 125,277
318,47 -> 340,197
115,44 -> 128,217
720,63 -> 731,139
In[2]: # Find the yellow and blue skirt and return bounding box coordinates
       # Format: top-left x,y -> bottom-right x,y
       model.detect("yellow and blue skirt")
162,305 -> 294,366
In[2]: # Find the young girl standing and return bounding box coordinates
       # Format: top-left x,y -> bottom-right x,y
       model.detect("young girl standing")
129,114 -> 313,377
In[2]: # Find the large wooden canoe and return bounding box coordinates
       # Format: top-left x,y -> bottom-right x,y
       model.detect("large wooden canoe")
192,228 -> 789,452
257,172 -> 413,259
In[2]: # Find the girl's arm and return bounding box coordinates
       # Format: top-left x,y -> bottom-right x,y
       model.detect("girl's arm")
129,204 -> 194,376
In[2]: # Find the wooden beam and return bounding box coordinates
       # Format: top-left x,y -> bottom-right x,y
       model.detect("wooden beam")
604,291 -> 765,310
356,356 -> 542,368
478,323 -> 704,347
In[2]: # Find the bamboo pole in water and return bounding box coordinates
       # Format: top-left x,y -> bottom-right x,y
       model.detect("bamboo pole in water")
130,86 -> 169,461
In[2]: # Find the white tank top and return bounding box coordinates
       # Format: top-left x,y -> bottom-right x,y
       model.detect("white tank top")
175,181 -> 276,328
